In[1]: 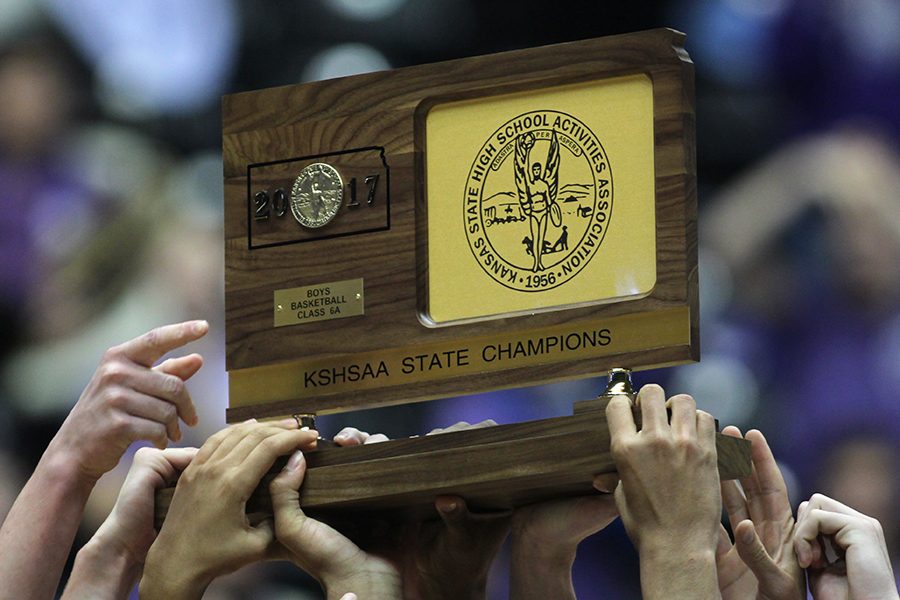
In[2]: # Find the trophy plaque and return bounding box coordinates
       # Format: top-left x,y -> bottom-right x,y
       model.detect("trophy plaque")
156,28 -> 750,525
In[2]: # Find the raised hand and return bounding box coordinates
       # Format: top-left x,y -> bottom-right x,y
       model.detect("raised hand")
53,320 -> 207,483
0,320 -> 207,600
509,473 -> 619,600
607,384 -> 721,599
794,493 -> 899,600
62,447 -> 197,599
269,450 -> 401,600
140,420 -> 318,600
716,427 -> 806,600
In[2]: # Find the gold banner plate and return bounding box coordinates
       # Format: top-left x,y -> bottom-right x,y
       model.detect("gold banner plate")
232,306 -> 690,410
273,278 -> 364,328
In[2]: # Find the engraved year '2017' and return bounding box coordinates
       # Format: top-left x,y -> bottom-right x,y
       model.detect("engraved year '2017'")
254,174 -> 380,222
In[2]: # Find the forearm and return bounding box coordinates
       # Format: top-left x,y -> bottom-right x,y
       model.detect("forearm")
639,547 -> 720,600
62,537 -> 141,600
0,444 -> 94,600
509,542 -> 576,600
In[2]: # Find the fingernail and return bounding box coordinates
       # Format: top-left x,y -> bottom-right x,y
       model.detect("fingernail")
242,418 -> 257,424
439,500 -> 458,514
334,431 -> 349,441
279,418 -> 297,427
286,450 -> 304,471
192,320 -> 209,334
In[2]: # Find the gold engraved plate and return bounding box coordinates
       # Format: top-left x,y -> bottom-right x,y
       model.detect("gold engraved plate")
290,163 -> 344,228
231,306 -> 690,409
274,278 -> 364,327
425,75 -> 656,323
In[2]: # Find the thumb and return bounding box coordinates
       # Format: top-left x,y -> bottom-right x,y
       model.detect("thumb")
434,495 -> 511,550
270,451 -> 306,521
435,496 -> 511,530
734,520 -> 782,583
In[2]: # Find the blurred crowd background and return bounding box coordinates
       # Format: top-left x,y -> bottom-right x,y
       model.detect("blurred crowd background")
0,0 -> 898,598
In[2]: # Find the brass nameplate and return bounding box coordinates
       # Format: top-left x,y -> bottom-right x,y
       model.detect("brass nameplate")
273,279 -> 364,327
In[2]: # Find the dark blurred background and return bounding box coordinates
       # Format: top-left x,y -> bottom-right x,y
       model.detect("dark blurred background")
1,0 -> 898,598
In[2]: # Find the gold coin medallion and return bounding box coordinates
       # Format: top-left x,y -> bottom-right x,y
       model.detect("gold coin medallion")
290,163 -> 344,228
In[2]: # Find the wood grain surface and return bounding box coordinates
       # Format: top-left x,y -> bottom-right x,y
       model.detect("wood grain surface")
153,407 -> 751,530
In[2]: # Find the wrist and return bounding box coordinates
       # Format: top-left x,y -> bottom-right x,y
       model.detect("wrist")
67,537 -> 142,598
142,543 -> 212,600
42,436 -> 100,493
638,545 -> 717,599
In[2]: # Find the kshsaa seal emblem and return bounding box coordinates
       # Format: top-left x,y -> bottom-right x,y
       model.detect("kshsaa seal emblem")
290,162 -> 344,229
464,110 -> 613,292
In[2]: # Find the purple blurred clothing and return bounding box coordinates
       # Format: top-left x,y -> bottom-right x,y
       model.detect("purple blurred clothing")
0,160 -> 97,310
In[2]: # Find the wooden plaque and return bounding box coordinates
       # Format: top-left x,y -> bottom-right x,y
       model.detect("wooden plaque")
154,29 -> 752,525
224,28 -> 698,422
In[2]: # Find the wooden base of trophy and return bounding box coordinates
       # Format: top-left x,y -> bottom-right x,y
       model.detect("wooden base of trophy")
154,396 -> 751,529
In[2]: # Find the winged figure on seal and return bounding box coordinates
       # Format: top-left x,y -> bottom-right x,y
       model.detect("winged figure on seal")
515,130 -> 562,271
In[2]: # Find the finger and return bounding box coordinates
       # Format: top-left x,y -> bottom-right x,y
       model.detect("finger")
793,508 -> 854,568
635,384 -> 667,433
806,493 -> 866,518
716,524 -> 733,558
193,420 -> 255,465
210,420 -> 289,461
363,433 -> 389,444
270,450 -> 306,520
333,427 -> 369,446
696,410 -> 717,444
606,395 -> 637,440
123,390 -> 182,442
435,421 -> 473,434
247,517 -> 276,561
130,367 -> 198,428
227,424 -> 317,466
435,495 -> 512,525
434,495 -> 512,545
340,594 -> 358,600
154,353 -> 203,381
721,425 -> 743,439
134,447 -> 197,486
666,394 -> 697,438
117,320 -> 209,367
721,479 -> 750,529
743,430 -> 790,520
123,416 -> 169,450
159,447 -> 198,475
592,473 -> 619,494
734,520 -> 785,586
235,429 -> 319,491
